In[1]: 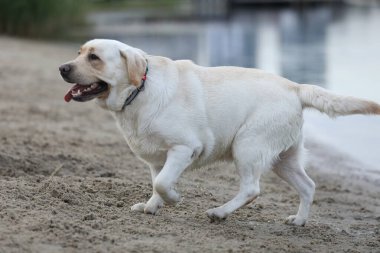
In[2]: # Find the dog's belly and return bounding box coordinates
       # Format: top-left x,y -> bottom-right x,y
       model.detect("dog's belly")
119,123 -> 227,168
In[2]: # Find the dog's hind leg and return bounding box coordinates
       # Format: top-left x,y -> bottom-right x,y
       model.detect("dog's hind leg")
273,141 -> 315,226
131,164 -> 164,214
206,135 -> 273,221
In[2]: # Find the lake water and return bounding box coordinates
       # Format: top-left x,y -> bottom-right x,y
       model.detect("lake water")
89,4 -> 380,170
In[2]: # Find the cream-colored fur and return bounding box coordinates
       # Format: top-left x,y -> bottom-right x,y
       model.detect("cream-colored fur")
60,39 -> 380,226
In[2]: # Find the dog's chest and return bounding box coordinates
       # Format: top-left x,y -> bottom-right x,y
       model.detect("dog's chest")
115,114 -> 168,164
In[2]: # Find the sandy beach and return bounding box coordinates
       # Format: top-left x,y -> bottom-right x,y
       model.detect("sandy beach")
0,36 -> 379,253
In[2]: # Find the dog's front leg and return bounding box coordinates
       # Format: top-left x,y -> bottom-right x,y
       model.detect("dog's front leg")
153,145 -> 197,205
131,165 -> 164,214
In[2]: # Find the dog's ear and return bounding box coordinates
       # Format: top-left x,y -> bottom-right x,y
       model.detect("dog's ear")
120,48 -> 147,87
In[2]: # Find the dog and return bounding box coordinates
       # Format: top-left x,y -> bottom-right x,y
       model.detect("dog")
59,39 -> 380,226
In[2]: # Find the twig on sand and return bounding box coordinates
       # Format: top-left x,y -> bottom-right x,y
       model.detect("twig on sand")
49,164 -> 63,179
38,164 -> 63,192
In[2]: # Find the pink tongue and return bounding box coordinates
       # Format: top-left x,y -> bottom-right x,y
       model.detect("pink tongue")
64,84 -> 81,102
64,90 -> 73,102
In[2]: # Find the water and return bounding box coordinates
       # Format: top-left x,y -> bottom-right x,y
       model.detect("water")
89,4 -> 380,169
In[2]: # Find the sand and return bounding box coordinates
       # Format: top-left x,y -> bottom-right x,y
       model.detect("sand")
0,36 -> 379,253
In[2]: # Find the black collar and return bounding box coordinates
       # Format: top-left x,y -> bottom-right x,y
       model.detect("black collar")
122,61 -> 149,110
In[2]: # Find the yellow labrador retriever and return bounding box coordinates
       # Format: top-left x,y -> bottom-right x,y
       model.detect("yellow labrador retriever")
59,39 -> 380,226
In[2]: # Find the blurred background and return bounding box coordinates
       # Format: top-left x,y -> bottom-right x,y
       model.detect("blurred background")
1,0 -> 380,169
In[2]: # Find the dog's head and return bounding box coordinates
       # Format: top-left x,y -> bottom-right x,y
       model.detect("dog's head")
59,39 -> 147,111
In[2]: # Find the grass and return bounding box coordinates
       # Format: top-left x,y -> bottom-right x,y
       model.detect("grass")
89,0 -> 182,11
0,0 -> 184,39
0,0 -> 87,38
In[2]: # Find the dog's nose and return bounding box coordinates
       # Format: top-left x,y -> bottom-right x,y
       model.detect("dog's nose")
59,64 -> 71,75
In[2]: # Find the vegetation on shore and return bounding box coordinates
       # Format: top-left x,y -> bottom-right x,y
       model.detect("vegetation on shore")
0,0 -> 183,39
0,0 -> 87,38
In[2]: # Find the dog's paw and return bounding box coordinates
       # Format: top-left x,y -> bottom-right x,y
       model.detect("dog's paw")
161,191 -> 182,206
131,203 -> 146,213
206,208 -> 228,222
284,215 -> 306,226
144,203 -> 162,215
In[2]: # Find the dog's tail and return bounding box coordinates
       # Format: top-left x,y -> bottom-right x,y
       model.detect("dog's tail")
297,84 -> 380,118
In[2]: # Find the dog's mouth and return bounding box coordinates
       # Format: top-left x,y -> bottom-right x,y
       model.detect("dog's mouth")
64,81 -> 108,102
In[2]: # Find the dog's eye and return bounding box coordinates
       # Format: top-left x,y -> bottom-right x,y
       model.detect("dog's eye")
89,53 -> 100,61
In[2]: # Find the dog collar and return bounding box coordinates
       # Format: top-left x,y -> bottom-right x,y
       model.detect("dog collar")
122,61 -> 148,110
